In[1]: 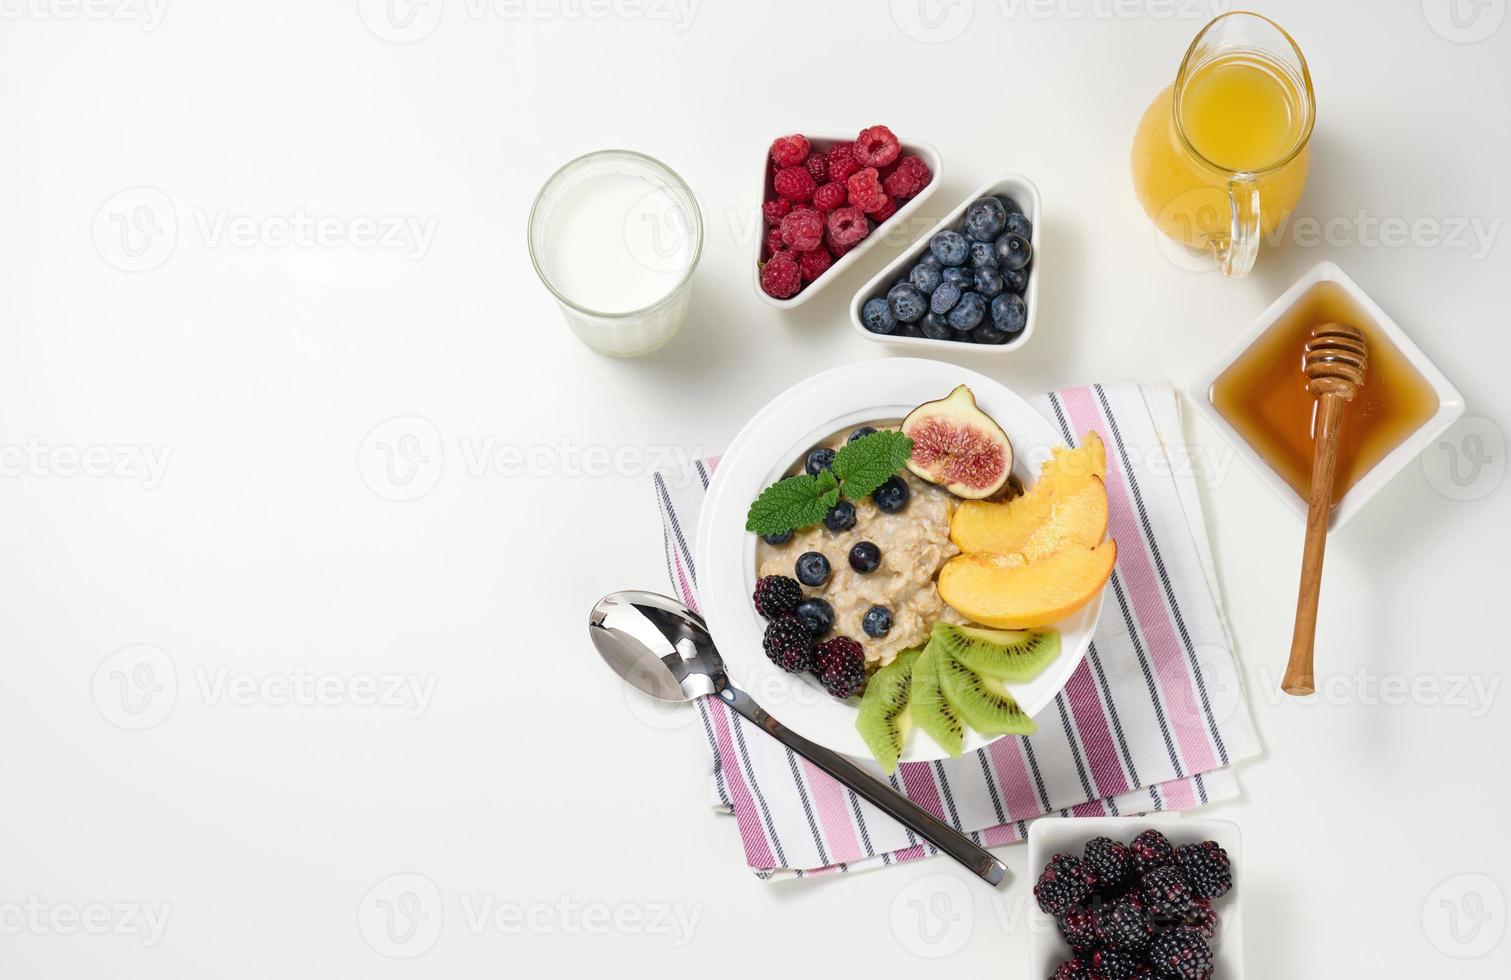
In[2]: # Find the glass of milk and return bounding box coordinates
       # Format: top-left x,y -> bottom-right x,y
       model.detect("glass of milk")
528,150 -> 703,356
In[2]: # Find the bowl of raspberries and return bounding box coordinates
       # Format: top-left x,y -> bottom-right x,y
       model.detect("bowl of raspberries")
756,125 -> 941,306
851,175 -> 1040,350
1028,818 -> 1242,980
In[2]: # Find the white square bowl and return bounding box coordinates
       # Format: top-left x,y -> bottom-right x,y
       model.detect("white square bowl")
752,133 -> 943,309
1189,260 -> 1465,532
849,175 -> 1040,352
1028,816 -> 1244,978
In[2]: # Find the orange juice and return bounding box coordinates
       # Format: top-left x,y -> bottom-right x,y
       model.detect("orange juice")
1178,53 -> 1307,173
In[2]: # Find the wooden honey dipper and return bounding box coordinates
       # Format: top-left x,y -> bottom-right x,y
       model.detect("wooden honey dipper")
1281,322 -> 1369,696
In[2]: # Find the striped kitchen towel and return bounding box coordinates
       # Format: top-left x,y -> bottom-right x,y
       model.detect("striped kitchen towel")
652,381 -> 1261,879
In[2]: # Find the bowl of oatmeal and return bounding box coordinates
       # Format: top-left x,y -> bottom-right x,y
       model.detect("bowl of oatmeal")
696,358 -> 1104,765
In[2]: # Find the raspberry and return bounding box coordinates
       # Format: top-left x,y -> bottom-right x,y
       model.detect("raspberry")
846,167 -> 887,213
1094,894 -> 1153,951
1084,836 -> 1133,894
1129,829 -> 1175,876
759,252 -> 801,299
1057,906 -> 1099,955
764,227 -> 785,258
763,615 -> 815,673
1139,866 -> 1193,921
869,196 -> 897,223
1049,960 -> 1097,980
769,134 -> 810,169
826,206 -> 870,246
1175,841 -> 1232,899
1183,898 -> 1219,942
773,166 -> 815,202
762,198 -> 792,227
815,636 -> 866,698
1034,854 -> 1095,916
752,575 -> 803,617
882,155 -> 932,199
1091,949 -> 1147,980
805,150 -> 828,185
812,180 -> 847,212
798,246 -> 833,283
825,227 -> 858,259
1147,929 -> 1213,980
854,124 -> 901,167
826,141 -> 861,182
780,208 -> 824,252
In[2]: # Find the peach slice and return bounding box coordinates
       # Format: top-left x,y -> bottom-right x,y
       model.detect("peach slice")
1017,476 -> 1109,562
937,540 -> 1118,629
950,433 -> 1107,555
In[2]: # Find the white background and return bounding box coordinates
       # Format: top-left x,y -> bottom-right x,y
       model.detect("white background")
2,0 -> 1508,976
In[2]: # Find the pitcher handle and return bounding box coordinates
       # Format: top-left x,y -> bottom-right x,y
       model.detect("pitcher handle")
1215,176 -> 1261,278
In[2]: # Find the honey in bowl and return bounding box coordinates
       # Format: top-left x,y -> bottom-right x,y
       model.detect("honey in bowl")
1210,280 -> 1439,506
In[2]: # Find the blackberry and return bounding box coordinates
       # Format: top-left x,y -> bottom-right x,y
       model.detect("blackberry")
1147,928 -> 1213,980
1129,829 -> 1175,876
762,615 -> 814,673
752,575 -> 802,619
1140,866 -> 1194,922
1034,854 -> 1095,916
815,637 -> 866,699
1083,836 -> 1133,894
1175,841 -> 1232,899
1094,895 -> 1153,951
1183,898 -> 1219,943
1091,948 -> 1148,980
1049,960 -> 1096,980
1057,906 -> 1100,955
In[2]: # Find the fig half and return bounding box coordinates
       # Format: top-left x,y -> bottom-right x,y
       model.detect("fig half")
902,384 -> 1013,499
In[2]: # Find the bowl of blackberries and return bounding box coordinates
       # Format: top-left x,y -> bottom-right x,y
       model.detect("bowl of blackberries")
1028,818 -> 1243,980
851,175 -> 1039,351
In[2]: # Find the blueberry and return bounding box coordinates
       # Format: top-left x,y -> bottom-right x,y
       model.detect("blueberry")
849,541 -> 882,574
861,297 -> 897,334
762,530 -> 793,546
930,280 -> 962,315
972,322 -> 1010,345
973,265 -> 1005,298
872,475 -> 911,512
990,291 -> 1027,333
805,447 -> 836,476
942,266 -> 972,287
999,195 -> 1023,215
795,551 -> 831,587
994,232 -> 1032,272
795,598 -> 835,637
824,500 -> 856,532
945,290 -> 987,331
919,312 -> 952,340
862,605 -> 893,638
909,262 -> 943,295
929,230 -> 969,266
847,426 -> 878,444
963,196 -> 1008,242
1002,266 -> 1028,294
887,283 -> 927,323
968,240 -> 997,269
916,252 -> 942,270
1005,212 -> 1033,240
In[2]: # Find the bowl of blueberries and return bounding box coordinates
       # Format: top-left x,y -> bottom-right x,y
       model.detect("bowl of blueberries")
850,176 -> 1039,351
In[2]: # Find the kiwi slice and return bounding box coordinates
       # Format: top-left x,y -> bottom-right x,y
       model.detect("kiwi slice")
936,647 -> 1037,737
932,622 -> 1061,683
856,649 -> 920,773
909,642 -> 965,757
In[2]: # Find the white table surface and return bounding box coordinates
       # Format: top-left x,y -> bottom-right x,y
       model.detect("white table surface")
2,2 -> 1508,976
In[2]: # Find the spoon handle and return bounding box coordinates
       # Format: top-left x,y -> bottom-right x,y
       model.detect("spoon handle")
718,685 -> 1008,886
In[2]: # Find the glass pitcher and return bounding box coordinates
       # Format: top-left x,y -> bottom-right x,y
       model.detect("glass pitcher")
1131,12 -> 1315,277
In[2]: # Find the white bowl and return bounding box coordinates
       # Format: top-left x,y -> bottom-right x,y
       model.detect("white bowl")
1028,816 -> 1245,978
753,133 -> 943,309
850,175 -> 1041,352
1189,260 -> 1465,532
694,357 -> 1105,766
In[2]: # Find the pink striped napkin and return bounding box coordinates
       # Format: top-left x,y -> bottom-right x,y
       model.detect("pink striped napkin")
652,381 -> 1260,879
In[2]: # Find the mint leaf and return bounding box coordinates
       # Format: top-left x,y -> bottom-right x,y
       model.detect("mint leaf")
833,430 -> 915,500
815,468 -> 840,494
745,474 -> 841,536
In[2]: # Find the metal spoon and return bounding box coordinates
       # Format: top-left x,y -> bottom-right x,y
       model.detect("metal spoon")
589,590 -> 1008,886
